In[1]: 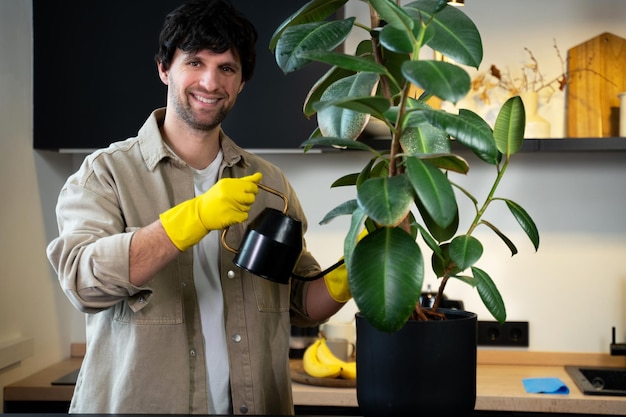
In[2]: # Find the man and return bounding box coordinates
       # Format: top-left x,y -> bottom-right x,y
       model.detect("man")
46,0 -> 351,414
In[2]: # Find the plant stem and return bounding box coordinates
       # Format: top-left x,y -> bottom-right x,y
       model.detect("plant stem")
466,157 -> 510,237
434,157 -> 511,314
431,275 -> 449,311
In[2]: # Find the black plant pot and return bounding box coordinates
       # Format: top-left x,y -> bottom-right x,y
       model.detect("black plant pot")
355,309 -> 478,417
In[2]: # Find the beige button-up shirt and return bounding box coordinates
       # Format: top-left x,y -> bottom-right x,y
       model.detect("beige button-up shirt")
47,109 -> 324,415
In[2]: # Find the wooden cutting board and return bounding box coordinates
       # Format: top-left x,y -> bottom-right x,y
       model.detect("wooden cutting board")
566,32 -> 626,137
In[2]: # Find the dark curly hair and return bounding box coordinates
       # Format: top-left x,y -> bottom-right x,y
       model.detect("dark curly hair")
155,0 -> 257,82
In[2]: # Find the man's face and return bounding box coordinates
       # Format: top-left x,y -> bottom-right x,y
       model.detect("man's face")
158,48 -> 245,131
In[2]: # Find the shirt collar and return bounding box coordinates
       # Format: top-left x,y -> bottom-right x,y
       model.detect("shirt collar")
135,108 -> 250,171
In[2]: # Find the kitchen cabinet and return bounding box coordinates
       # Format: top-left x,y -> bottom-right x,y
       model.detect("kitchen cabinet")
32,0 -> 324,151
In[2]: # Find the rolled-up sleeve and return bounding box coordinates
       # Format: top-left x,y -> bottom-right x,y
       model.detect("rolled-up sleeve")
47,178 -> 153,313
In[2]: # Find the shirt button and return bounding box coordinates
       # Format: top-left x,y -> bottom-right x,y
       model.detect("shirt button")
232,334 -> 242,343
239,405 -> 248,414
138,296 -> 146,303
227,270 -> 236,279
190,349 -> 196,357
181,282 -> 187,287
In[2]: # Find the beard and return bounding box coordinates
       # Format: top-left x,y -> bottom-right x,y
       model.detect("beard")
169,86 -> 231,132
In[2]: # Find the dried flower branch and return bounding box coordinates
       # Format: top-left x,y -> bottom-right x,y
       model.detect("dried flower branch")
472,39 -> 615,106
472,40 -> 566,105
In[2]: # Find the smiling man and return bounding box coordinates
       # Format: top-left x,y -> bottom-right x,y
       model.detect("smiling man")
46,0 -> 353,414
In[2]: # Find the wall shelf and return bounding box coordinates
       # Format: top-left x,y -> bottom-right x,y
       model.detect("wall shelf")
357,137 -> 626,153
525,137 -> 626,152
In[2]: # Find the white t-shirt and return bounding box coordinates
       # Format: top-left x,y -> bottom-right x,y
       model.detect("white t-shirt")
191,150 -> 231,414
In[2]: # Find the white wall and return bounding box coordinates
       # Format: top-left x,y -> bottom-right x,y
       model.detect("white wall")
0,0 -> 77,409
1,1 -> 626,408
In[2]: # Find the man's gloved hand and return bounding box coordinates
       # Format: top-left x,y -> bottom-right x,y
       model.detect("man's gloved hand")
160,172 -> 262,251
324,228 -> 369,303
324,262 -> 351,303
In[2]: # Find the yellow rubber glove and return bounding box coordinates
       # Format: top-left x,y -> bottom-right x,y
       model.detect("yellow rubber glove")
324,228 -> 369,303
324,262 -> 351,303
160,172 -> 262,251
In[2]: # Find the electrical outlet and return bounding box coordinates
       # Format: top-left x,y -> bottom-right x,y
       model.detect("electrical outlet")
477,321 -> 529,347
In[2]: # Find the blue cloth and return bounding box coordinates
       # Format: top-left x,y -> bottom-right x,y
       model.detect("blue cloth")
522,377 -> 570,394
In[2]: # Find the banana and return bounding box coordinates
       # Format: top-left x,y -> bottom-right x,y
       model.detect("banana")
316,338 -> 357,380
316,338 -> 346,368
340,360 -> 357,380
302,339 -> 342,378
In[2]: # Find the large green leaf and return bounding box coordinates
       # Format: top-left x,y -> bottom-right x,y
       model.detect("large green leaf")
431,242 -> 460,278
370,0 -> 414,32
402,60 -> 471,104
417,223 -> 442,257
330,155 -> 382,188
402,99 -> 432,125
404,0 -> 483,68
416,194 -> 459,243
357,175 -> 414,226
405,157 -> 457,229
504,199 -> 540,251
300,136 -> 377,152
304,66 -> 355,117
420,154 -> 469,174
319,199 -> 358,225
379,24 -> 415,54
422,108 -> 499,165
349,227 -> 424,332
398,100 -> 451,154
297,50 -> 388,74
344,207 -> 368,264
314,96 -> 390,121
449,234 -> 483,270
473,266 -> 506,323
357,156 -> 390,190
275,18 -> 355,74
317,72 -> 380,139
399,125 -> 450,155
353,37 -> 407,78
331,173 -> 359,187
493,95 -> 525,156
270,0 -> 349,51
480,219 -> 518,256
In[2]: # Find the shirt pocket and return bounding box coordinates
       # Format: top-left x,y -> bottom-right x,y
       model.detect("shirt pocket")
251,276 -> 290,312
114,265 -> 184,325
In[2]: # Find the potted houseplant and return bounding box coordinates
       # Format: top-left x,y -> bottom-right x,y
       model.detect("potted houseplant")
270,0 -> 539,415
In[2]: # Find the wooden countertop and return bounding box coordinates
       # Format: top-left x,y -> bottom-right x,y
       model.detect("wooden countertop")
292,350 -> 626,416
3,357 -> 81,402
5,346 -> 626,415
292,364 -> 626,415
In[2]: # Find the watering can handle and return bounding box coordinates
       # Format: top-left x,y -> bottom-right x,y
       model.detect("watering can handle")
221,182 -> 289,254
257,183 -> 290,214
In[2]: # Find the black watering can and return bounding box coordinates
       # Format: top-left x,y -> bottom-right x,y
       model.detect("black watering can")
221,183 -> 343,284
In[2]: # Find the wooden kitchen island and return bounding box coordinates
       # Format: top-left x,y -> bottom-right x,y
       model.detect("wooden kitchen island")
4,348 -> 626,416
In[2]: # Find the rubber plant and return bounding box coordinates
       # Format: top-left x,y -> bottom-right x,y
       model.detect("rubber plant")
270,0 -> 540,333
